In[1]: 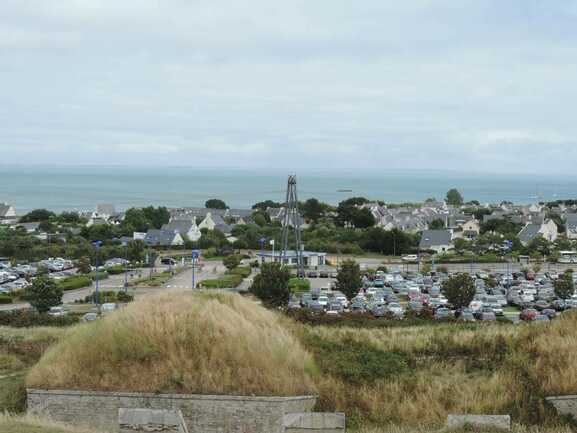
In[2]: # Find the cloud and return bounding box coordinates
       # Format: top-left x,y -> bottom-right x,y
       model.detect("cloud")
0,0 -> 576,174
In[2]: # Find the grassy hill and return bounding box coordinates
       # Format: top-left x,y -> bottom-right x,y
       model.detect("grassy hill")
27,291 -> 316,396
0,414 -> 101,433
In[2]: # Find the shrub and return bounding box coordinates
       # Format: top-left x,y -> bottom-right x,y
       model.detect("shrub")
250,262 -> 291,307
27,275 -> 63,313
105,265 -> 125,275
0,295 -> 12,304
201,274 -> 244,289
0,310 -> 78,327
289,278 -> 311,292
57,276 -> 92,291
229,266 -> 251,278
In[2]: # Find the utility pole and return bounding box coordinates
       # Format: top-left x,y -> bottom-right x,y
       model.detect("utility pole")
280,175 -> 304,277
123,241 -> 129,292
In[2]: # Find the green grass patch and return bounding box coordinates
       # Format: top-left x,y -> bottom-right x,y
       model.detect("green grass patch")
201,273 -> 244,289
304,334 -> 409,384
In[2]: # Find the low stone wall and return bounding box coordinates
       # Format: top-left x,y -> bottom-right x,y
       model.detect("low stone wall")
27,389 -> 317,433
284,412 -> 346,433
447,415 -> 510,431
546,395 -> 577,420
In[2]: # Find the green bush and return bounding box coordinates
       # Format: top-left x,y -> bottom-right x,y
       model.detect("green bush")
78,290 -> 134,304
57,276 -> 92,291
105,265 -> 125,275
0,310 -> 79,327
201,274 -> 243,288
229,266 -> 251,278
0,295 -> 12,304
289,278 -> 310,292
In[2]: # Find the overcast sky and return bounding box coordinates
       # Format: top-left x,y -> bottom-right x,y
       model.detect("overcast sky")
1,0 -> 577,174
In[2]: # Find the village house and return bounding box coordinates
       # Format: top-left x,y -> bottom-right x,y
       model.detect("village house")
419,230 -> 453,254
565,214 -> 577,240
161,219 -> 202,242
0,203 -> 17,224
144,229 -> 184,247
518,219 -> 558,246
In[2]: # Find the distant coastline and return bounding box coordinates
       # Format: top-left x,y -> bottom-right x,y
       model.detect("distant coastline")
1,165 -> 577,213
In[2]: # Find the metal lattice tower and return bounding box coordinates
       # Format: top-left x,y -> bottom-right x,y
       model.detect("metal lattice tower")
281,175 -> 304,277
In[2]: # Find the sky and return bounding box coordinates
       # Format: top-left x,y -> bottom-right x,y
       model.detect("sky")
1,0 -> 577,174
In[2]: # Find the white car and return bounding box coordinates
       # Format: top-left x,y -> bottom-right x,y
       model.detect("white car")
317,295 -> 329,307
101,303 -> 117,313
48,306 -> 68,317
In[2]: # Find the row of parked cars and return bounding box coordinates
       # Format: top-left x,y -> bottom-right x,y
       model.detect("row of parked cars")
290,269 -> 576,323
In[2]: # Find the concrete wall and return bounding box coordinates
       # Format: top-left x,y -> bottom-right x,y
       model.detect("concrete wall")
284,412 -> 345,433
546,396 -> 577,420
27,389 -> 316,433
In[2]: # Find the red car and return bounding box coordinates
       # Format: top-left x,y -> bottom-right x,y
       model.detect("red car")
520,308 -> 539,321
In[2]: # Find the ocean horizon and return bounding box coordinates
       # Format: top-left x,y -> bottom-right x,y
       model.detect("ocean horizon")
2,165 -> 577,213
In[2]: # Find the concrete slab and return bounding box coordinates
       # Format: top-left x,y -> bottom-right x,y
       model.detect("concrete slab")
447,415 -> 511,431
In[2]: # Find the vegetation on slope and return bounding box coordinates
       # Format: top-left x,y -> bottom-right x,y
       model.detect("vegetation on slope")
27,291 -> 317,396
0,414 -> 101,433
293,311 -> 577,429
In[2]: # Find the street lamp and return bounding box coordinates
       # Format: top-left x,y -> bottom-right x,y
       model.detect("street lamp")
191,249 -> 200,289
122,241 -> 129,293
92,240 -> 103,312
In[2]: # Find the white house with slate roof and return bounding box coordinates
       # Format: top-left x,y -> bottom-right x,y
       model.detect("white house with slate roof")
0,203 -> 16,224
419,230 -> 453,253
144,229 -> 184,247
518,219 -> 558,246
162,219 -> 201,242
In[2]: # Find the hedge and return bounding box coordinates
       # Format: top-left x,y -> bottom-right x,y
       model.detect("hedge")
229,266 -> 251,278
0,294 -> 12,304
201,274 -> 243,289
57,276 -> 93,291
0,310 -> 79,327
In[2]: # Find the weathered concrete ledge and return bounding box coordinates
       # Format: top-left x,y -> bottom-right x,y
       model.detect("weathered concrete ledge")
119,408 -> 189,433
284,412 -> 346,433
447,414 -> 511,431
546,395 -> 577,419
27,389 -> 317,433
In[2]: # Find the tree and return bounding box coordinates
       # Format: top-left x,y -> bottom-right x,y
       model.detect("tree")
223,254 -> 241,271
252,200 -> 282,211
554,270 -> 575,300
20,209 -> 55,223
205,199 -> 228,210
127,240 -> 146,262
27,275 -> 63,313
446,189 -> 464,206
441,273 -> 475,310
249,262 -> 291,307
77,256 -> 92,274
429,219 -> 445,230
336,259 -> 363,299
301,198 -> 324,222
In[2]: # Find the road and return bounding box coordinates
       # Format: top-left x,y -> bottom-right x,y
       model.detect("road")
0,262 -> 226,311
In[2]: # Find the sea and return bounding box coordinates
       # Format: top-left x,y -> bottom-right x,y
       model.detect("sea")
1,165 -> 577,213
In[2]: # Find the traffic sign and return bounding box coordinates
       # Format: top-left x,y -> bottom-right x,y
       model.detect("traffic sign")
191,250 -> 200,260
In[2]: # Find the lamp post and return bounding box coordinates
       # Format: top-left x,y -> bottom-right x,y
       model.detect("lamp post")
123,241 -> 129,292
192,249 -> 199,289
259,237 -> 266,265
92,241 -> 102,312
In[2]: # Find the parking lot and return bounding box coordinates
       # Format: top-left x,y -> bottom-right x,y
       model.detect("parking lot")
290,268 -> 577,323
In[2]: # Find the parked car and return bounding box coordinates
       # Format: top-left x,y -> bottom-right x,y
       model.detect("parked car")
534,314 -> 550,323
479,311 -> 497,321
458,309 -> 476,322
307,271 -> 318,278
541,308 -> 557,319
48,306 -> 68,317
82,312 -> 99,322
520,308 -> 539,321
434,308 -> 453,320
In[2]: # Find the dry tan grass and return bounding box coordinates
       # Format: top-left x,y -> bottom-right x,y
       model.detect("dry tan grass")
355,424 -> 577,433
0,413 -> 106,433
27,291 -> 317,396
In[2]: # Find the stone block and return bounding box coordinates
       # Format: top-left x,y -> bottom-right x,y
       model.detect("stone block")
546,395 -> 577,420
447,415 -> 511,431
118,408 -> 188,433
284,412 -> 345,433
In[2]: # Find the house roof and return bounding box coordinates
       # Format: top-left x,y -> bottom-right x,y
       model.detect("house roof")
162,220 -> 194,234
17,222 -> 41,231
145,229 -> 179,246
566,214 -> 577,233
0,203 -> 13,217
518,223 -> 542,244
96,204 -> 115,216
419,230 -> 452,249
